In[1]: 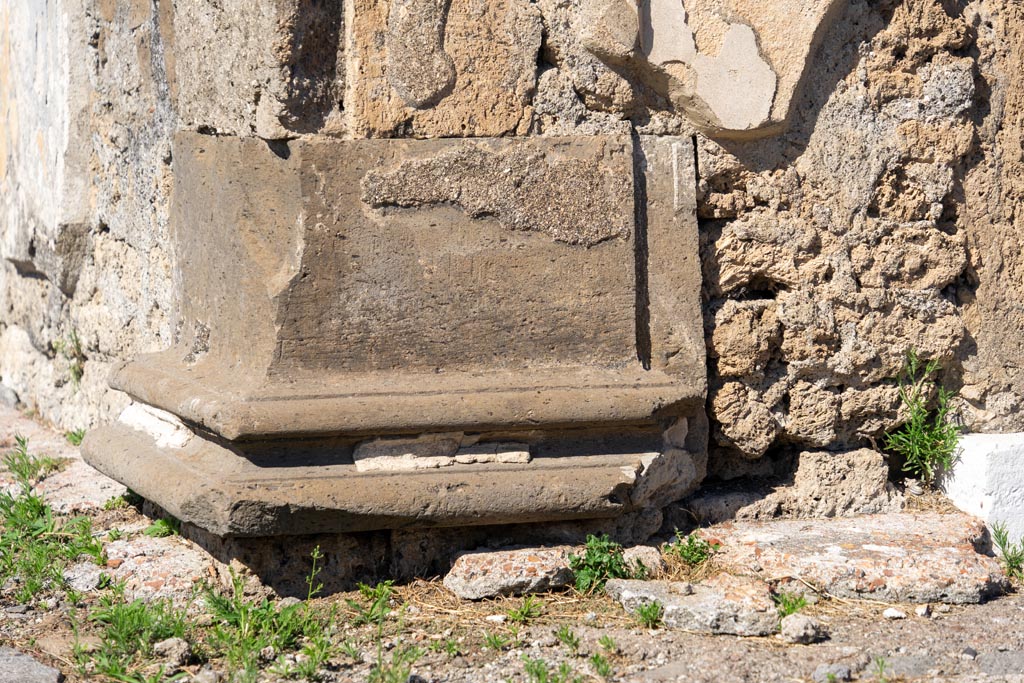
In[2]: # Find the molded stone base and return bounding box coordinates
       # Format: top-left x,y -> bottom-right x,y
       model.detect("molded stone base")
82,412 -> 705,537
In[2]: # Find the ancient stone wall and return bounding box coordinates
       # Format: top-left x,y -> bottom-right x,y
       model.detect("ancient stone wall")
2,0 -> 1024,477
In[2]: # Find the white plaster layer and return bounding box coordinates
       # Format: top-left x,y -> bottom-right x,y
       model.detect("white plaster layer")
118,403 -> 194,450
944,433 -> 1024,541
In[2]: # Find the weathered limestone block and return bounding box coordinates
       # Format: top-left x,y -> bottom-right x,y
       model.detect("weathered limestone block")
174,0 -> 345,137
82,134 -> 708,536
347,0 -> 542,137
579,0 -> 847,137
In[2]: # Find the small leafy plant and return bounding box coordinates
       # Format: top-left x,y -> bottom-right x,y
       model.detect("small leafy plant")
598,635 -> 617,653
568,534 -> 634,594
368,643 -> 422,683
884,349 -> 961,486
666,530 -> 719,565
992,521 -> 1024,581
507,595 -> 543,624
522,655 -> 584,683
590,652 -> 613,679
555,624 -> 580,655
348,580 -> 394,626
0,437 -> 103,602
54,330 -> 86,388
65,429 -> 86,446
483,631 -> 509,650
635,600 -> 663,628
773,591 -> 807,617
143,517 -> 180,538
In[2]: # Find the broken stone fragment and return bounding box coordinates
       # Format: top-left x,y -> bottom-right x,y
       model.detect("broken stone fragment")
605,574 -> 778,636
779,613 -> 829,644
579,0 -> 847,138
443,546 -> 575,600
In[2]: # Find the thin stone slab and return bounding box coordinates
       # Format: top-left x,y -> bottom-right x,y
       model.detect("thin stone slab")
703,512 -> 1009,604
0,648 -> 63,683
605,574 -> 778,636
82,419 -> 695,536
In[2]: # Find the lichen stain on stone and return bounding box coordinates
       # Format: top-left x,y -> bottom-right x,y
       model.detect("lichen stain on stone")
360,144 -> 632,247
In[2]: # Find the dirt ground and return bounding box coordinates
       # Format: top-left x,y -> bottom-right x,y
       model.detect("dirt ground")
3,406 -> 1024,683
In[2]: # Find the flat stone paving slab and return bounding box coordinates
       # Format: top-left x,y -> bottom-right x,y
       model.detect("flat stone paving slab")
701,512 -> 1010,604
0,647 -> 63,683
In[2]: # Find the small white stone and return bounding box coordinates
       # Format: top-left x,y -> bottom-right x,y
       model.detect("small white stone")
883,608 -> 907,620
485,614 -> 506,623
915,604 -> 931,618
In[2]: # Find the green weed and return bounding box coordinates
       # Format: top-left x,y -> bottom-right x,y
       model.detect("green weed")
4,435 -> 62,482
86,592 -> 189,669
66,429 -> 86,447
992,522 -> 1024,581
555,624 -> 580,655
884,349 -> 961,486
521,656 -> 584,683
568,534 -> 634,594
598,635 -> 617,653
506,595 -> 543,624
635,601 -> 663,629
483,631 -> 509,650
204,562 -> 333,683
368,643 -> 422,683
871,656 -> 891,683
773,591 -> 807,617
590,652 -> 613,679
54,330 -> 86,388
666,530 -> 719,565
0,437 -> 104,602
347,580 -> 394,626
143,517 -> 180,538
429,638 -> 460,657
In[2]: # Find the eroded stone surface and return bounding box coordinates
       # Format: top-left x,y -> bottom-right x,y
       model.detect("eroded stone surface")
605,574 -> 778,636
683,449 -> 902,525
580,0 -> 845,136
348,0 -> 542,137
703,513 -> 1010,604
175,0 -> 345,137
443,546 -> 575,599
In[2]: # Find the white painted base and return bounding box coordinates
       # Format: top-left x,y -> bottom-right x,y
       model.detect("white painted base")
944,433 -> 1024,541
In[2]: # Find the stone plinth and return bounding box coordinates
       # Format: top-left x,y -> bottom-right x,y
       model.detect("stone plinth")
83,134 -> 706,536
